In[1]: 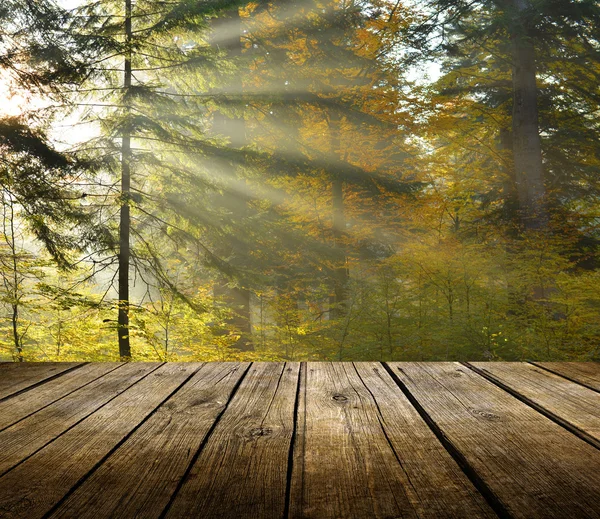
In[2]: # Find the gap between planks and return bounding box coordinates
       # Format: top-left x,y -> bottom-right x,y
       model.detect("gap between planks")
0,364 -> 163,481
42,363 -> 208,519
385,362 -> 600,519
0,363 -> 124,434
157,362 -> 254,519
464,362 -> 600,451
3,362 -> 599,519
529,361 -> 600,393
0,363 -> 87,403
381,362 -> 510,519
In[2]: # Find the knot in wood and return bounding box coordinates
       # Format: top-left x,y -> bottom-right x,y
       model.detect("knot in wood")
0,497 -> 33,517
161,401 -> 176,411
248,427 -> 272,438
332,394 -> 348,402
470,408 -> 501,421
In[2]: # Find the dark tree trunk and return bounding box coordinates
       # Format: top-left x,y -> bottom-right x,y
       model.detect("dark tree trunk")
11,304 -> 22,362
8,203 -> 23,363
509,0 -> 548,230
118,0 -> 132,359
499,127 -> 518,223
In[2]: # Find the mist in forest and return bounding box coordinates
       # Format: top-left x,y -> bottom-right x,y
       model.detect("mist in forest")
0,0 -> 599,362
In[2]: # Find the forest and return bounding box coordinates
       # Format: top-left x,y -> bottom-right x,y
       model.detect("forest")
0,0 -> 598,362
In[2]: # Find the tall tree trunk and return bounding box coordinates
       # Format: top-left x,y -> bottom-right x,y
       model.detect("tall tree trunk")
10,207 -> 21,362
118,0 -> 132,359
210,9 -> 253,351
499,127 -> 517,224
499,127 -> 527,313
11,303 -> 21,362
3,195 -> 23,362
329,112 -> 349,318
509,0 -> 548,230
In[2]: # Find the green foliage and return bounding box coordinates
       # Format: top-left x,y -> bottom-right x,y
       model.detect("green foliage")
0,0 -> 599,362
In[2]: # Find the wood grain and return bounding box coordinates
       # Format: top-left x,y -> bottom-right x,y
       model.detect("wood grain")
290,362 -> 425,519
0,362 -> 151,476
351,362 -> 495,518
533,362 -> 600,392
165,363 -> 298,519
50,362 -> 248,519
388,362 -> 600,519
0,363 -> 83,400
0,363 -> 121,431
469,362 -> 600,447
0,361 -> 598,519
0,363 -> 197,519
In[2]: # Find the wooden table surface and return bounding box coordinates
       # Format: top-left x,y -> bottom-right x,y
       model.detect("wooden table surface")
0,361 -> 598,518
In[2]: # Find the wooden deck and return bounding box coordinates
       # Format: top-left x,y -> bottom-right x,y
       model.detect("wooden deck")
0,362 -> 599,518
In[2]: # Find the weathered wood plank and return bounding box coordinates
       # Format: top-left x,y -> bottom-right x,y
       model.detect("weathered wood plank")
291,362 -> 425,519
469,362 -> 600,447
0,362 -> 155,476
50,362 -> 248,519
0,363 -> 121,431
0,363 -> 198,519
0,363 -> 83,400
533,362 -> 600,392
164,362 -> 298,519
350,363 -> 495,518
387,362 -> 600,519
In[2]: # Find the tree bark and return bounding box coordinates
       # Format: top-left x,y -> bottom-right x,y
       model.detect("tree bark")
2,194 -> 24,362
118,0 -> 132,359
509,0 -> 548,230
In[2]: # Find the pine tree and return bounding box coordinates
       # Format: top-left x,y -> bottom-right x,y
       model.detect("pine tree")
401,0 -> 600,230
239,0 -> 419,324
64,0 -> 283,358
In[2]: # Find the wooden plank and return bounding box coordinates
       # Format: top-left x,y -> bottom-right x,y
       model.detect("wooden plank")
164,363 -> 298,519
0,362 -> 199,519
0,363 -> 121,431
50,362 -> 249,519
0,363 -> 83,400
350,363 -> 495,518
290,362 -> 427,519
0,362 -> 157,476
533,362 -> 600,392
387,362 -> 600,519
469,362 -> 600,447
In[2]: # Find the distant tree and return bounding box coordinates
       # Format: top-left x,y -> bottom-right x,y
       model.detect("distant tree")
64,0 -> 272,358
240,0 -> 419,322
0,119 -> 98,360
401,0 -> 600,229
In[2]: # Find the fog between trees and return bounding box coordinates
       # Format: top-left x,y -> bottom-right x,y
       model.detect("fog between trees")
1,0 -> 599,361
